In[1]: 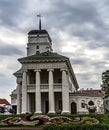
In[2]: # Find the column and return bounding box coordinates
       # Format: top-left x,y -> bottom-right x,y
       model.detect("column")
27,72 -> 29,85
27,94 -> 30,113
48,69 -> 55,113
17,83 -> 21,114
22,70 -> 28,113
61,69 -> 70,114
35,69 -> 42,113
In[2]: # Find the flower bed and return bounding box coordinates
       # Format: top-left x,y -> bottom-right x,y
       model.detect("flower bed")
0,114 -> 99,126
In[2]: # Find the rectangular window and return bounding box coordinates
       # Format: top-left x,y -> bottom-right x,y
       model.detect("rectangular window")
36,45 -> 39,49
81,103 -> 85,108
58,78 -> 62,83
46,46 -> 49,51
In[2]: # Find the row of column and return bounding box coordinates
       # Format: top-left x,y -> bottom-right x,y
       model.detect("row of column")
17,69 -> 70,114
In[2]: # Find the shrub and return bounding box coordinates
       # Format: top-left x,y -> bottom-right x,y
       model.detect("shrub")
43,124 -> 109,130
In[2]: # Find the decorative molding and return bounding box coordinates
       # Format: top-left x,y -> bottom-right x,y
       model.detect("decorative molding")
23,69 -> 27,72
22,62 -> 67,70
47,68 -> 54,72
60,68 -> 68,72
34,69 -> 41,72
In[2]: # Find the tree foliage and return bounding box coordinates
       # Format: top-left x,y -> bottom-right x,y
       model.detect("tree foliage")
101,70 -> 109,97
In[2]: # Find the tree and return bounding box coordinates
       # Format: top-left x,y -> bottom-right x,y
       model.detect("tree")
101,70 -> 109,97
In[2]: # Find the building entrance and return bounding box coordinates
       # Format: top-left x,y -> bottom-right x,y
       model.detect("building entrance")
45,100 -> 49,113
71,102 -> 77,114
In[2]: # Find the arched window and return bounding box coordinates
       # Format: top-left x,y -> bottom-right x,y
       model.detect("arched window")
97,101 -> 100,106
88,100 -> 94,106
81,100 -> 85,108
36,51 -> 40,54
36,45 -> 39,49
71,102 -> 77,114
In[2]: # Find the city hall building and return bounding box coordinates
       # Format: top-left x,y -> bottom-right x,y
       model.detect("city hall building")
10,21 -> 104,114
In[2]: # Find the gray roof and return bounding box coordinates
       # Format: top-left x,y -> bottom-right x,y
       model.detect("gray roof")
28,30 -> 49,35
18,51 -> 69,63
28,29 -> 52,42
13,69 -> 23,76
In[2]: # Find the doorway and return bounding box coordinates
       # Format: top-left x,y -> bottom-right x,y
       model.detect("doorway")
71,102 -> 77,114
12,105 -> 17,114
45,100 -> 49,113
29,93 -> 35,113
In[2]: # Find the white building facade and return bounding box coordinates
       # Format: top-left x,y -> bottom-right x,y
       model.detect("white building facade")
69,90 -> 104,114
11,28 -> 79,114
11,27 -> 104,114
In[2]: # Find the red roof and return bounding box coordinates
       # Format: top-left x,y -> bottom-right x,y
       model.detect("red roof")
0,99 -> 10,105
70,89 -> 104,97
78,89 -> 102,94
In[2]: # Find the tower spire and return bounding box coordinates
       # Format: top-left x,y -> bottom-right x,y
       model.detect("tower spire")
37,14 -> 42,30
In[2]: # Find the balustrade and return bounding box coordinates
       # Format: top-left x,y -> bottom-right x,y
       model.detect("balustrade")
27,83 -> 62,90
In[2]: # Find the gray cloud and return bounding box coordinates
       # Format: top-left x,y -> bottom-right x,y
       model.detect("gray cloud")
0,44 -> 24,56
0,0 -> 109,101
0,73 -> 15,87
71,58 -> 88,65
0,0 -> 26,28
45,1 -> 104,32
86,42 -> 104,49
43,0 -> 109,52
0,73 -> 5,77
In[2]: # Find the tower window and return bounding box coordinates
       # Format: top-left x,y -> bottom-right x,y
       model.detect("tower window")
46,46 -> 49,51
36,45 -> 39,49
36,51 -> 40,54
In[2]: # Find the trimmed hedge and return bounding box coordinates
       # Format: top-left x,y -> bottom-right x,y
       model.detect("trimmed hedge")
43,124 -> 109,130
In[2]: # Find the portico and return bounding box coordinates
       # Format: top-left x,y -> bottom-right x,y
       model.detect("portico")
17,67 -> 70,114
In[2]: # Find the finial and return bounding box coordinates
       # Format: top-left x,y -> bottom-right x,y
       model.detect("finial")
37,14 -> 42,30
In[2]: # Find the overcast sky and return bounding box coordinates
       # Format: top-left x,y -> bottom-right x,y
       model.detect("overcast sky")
0,0 -> 109,102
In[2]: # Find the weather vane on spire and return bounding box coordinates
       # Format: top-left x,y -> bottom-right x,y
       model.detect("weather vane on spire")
37,14 -> 42,30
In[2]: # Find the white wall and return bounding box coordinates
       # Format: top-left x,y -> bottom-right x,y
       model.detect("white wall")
70,95 -> 104,114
